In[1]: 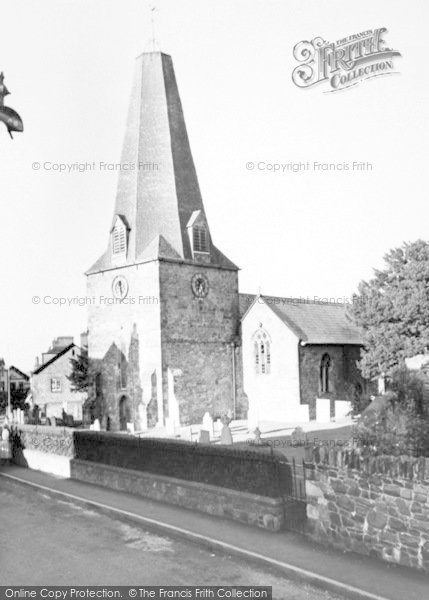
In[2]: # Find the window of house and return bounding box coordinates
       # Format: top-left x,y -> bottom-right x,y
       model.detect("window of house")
51,378 -> 61,392
193,225 -> 209,253
320,354 -> 331,393
18,382 -> 24,391
253,330 -> 271,375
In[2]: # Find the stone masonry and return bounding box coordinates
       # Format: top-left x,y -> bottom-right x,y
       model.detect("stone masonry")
304,446 -> 429,571
299,345 -> 366,419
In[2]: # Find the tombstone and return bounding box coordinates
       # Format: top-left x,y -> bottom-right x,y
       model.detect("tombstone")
291,426 -> 306,447
213,418 -> 223,437
202,412 -> 213,435
138,402 -> 147,431
253,427 -> 263,445
93,418 -> 101,431
199,429 -> 210,444
127,422 -> 135,434
33,405 -> 40,423
220,423 -> 233,445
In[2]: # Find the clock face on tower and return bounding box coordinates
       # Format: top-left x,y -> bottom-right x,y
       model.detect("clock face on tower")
191,272 -> 209,298
112,275 -> 129,300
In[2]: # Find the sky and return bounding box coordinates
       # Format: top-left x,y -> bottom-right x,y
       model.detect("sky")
0,0 -> 428,371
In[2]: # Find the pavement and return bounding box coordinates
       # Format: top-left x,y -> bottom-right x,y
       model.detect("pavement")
0,475 -> 344,599
1,464 -> 428,600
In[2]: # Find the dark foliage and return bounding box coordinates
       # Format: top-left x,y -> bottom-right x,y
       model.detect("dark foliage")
68,348 -> 89,393
354,369 -> 429,457
73,431 -> 292,497
349,240 -> 429,378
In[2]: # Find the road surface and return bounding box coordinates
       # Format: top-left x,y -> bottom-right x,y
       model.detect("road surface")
0,477 -> 345,599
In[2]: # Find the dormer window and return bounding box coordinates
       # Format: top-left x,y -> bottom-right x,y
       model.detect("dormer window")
187,210 -> 210,258
193,225 -> 209,253
111,215 -> 129,259
112,225 -> 126,255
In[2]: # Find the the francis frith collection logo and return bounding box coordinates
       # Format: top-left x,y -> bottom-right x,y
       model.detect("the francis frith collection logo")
292,28 -> 401,92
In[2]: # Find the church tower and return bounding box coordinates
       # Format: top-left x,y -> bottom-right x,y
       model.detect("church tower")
86,51 -> 243,431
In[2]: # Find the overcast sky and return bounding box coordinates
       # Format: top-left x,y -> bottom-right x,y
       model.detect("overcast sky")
1,0 -> 428,371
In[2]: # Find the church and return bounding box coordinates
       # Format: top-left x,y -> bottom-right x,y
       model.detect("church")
86,50 -> 366,432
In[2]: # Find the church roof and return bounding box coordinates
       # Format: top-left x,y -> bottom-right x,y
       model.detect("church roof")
240,293 -> 363,345
87,51 -> 237,274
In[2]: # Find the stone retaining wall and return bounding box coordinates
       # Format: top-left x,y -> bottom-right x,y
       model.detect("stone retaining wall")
11,424 -> 75,477
70,458 -> 295,532
304,447 -> 429,571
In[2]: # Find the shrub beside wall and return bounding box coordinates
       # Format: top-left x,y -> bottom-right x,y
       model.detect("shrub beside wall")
73,431 -> 292,498
304,446 -> 429,571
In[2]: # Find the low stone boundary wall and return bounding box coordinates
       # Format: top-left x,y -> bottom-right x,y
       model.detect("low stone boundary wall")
71,458 -> 289,531
11,424 -> 75,477
304,446 -> 429,571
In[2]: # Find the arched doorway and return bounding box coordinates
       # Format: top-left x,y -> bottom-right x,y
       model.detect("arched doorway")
119,395 -> 131,431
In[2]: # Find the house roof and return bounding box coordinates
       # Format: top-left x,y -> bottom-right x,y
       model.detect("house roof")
33,344 -> 75,375
240,293 -> 363,345
9,366 -> 30,380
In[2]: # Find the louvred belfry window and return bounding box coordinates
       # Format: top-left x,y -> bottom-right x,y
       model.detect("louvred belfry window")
112,224 -> 126,255
193,225 -> 209,253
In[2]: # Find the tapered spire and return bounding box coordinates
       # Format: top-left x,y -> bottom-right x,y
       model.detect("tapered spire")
88,51 -> 237,274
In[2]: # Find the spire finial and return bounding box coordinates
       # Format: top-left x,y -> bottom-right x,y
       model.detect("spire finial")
149,2 -> 159,51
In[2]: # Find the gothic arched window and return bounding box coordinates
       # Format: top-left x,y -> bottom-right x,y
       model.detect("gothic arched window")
253,330 -> 271,375
320,353 -> 331,393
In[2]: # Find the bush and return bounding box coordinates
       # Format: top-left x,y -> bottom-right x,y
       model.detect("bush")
73,431 -> 292,497
354,374 -> 429,457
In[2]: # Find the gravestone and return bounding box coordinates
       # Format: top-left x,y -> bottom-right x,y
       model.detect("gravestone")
199,429 -> 210,444
220,423 -> 233,445
202,412 -> 213,436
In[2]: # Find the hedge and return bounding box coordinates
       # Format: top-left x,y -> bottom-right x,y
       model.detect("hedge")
73,431 -> 292,497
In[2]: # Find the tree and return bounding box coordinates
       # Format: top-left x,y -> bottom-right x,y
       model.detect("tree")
349,240 -> 429,379
67,348 -> 90,392
0,391 -> 7,413
354,368 -> 429,457
11,388 -> 29,411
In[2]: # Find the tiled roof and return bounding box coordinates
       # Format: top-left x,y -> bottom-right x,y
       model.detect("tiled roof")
239,293 -> 362,345
9,366 -> 30,380
33,344 -> 75,375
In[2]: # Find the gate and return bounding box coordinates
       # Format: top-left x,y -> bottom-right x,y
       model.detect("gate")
277,454 -> 308,532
